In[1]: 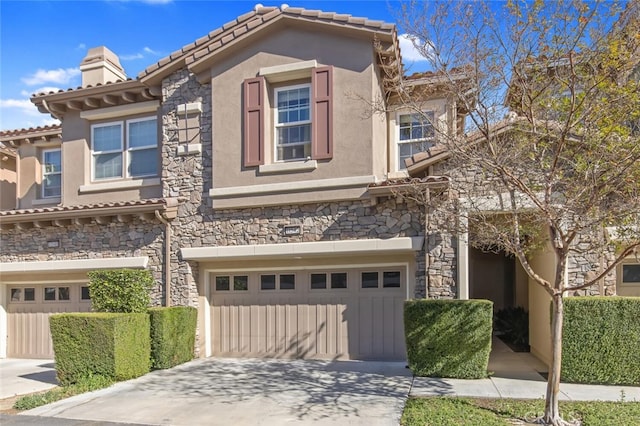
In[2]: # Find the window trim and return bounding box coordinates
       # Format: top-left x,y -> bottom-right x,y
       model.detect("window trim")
91,116 -> 158,182
619,262 -> 640,286
273,83 -> 312,163
396,111 -> 436,171
41,148 -> 62,199
91,121 -> 124,182
126,116 -> 159,179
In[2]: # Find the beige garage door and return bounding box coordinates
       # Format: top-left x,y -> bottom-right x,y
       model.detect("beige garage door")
7,284 -> 91,358
210,268 -> 406,360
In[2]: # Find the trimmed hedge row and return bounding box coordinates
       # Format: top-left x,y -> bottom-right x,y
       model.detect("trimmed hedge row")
50,313 -> 151,386
88,269 -> 153,313
51,306 -> 198,384
149,306 -> 197,369
404,299 -> 493,379
562,296 -> 640,385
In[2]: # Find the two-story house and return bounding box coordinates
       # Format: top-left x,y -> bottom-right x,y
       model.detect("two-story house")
0,6 -> 468,360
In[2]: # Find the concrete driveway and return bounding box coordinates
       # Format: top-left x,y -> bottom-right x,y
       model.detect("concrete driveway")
24,357 -> 413,425
0,359 -> 58,400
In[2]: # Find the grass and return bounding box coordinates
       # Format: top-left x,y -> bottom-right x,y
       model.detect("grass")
13,374 -> 114,411
401,397 -> 640,426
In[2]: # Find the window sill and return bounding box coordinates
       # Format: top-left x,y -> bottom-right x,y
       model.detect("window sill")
31,197 -> 61,206
258,160 -> 318,174
79,177 -> 160,194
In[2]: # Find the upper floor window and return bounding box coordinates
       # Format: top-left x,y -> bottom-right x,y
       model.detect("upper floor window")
275,85 -> 311,161
92,117 -> 157,181
42,148 -> 61,198
243,65 -> 333,168
398,112 -> 435,170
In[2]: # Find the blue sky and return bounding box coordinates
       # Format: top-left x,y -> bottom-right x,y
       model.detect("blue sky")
0,0 -> 429,131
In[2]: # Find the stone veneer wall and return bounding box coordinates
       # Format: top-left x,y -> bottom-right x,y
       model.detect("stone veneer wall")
0,219 -> 166,303
159,68 -> 455,303
162,69 -> 211,308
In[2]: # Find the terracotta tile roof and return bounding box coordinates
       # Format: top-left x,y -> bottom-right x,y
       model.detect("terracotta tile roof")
139,5 -> 397,83
0,198 -> 168,219
0,124 -> 62,139
30,78 -> 137,99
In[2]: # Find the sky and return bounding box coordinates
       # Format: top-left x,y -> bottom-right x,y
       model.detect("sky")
0,0 -> 430,131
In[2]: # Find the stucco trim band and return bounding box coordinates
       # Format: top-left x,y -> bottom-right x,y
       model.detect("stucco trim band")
209,175 -> 376,198
80,101 -> 160,121
181,236 -> 424,261
79,177 -> 161,194
0,256 -> 149,274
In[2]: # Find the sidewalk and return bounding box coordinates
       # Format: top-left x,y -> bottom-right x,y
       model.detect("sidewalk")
410,338 -> 640,402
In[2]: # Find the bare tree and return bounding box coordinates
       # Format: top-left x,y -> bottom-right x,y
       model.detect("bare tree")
394,1 -> 640,424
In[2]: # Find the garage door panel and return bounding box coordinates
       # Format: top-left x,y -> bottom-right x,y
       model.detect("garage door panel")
210,268 -> 407,360
7,284 -> 89,359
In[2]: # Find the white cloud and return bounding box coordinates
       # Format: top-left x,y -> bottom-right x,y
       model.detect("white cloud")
77,43 -> 87,50
120,47 -> 163,61
398,34 -> 432,62
21,68 -> 81,86
0,99 -> 34,110
143,46 -> 162,56
0,98 -> 58,130
21,87 -> 62,97
120,53 -> 144,61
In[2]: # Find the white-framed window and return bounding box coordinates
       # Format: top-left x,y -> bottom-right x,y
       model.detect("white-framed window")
397,111 -> 435,170
274,84 -> 311,162
91,117 -> 157,181
42,148 -> 61,198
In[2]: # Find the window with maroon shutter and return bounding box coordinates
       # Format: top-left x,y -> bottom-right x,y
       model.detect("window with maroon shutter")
311,66 -> 333,160
243,77 -> 265,167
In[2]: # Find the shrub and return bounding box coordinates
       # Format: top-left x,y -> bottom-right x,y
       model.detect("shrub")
50,313 -> 151,386
88,269 -> 154,313
149,306 -> 197,369
562,296 -> 640,385
404,299 -> 493,379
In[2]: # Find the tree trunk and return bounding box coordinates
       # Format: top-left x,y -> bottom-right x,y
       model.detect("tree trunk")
543,292 -> 564,425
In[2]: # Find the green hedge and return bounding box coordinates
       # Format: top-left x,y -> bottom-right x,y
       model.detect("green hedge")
88,269 -> 153,313
149,307 -> 197,369
50,313 -> 151,386
562,297 -> 640,385
405,299 -> 493,379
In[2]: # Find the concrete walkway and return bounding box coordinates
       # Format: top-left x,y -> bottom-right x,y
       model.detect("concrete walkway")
411,338 -> 640,402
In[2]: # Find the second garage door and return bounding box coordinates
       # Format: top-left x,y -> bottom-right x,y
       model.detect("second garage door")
6,284 -> 91,358
210,267 -> 406,360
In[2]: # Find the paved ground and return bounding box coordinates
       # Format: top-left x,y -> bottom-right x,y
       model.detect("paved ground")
411,338 -> 640,402
23,358 -> 413,426
0,359 -> 58,400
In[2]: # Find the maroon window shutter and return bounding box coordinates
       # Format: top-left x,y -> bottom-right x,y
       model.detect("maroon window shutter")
243,77 -> 265,167
311,66 -> 333,160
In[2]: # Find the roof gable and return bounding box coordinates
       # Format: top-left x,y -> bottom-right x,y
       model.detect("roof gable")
139,5 -> 398,85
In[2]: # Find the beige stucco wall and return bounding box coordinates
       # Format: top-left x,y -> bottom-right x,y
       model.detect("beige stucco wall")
0,155 -> 16,210
528,239 -> 555,366
17,142 -> 62,209
515,260 -> 529,308
207,26 -> 383,202
60,111 -> 162,207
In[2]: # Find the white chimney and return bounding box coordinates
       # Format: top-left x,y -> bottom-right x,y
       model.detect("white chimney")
80,46 -> 127,87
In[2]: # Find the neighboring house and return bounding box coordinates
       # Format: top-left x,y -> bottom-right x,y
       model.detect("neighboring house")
0,143 -> 17,211
0,6 -> 465,360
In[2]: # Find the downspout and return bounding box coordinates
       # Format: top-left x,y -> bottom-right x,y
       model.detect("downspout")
155,210 -> 172,307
